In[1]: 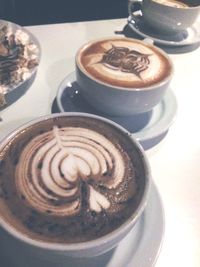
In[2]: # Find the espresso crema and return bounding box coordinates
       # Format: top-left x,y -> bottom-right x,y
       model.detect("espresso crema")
77,38 -> 172,88
153,0 -> 189,8
0,116 -> 146,243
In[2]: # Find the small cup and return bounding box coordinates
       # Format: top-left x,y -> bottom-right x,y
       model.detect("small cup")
75,37 -> 174,116
128,0 -> 200,35
0,112 -> 151,259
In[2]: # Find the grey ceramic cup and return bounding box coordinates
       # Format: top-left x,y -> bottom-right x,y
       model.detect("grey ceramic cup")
0,112 -> 151,259
128,0 -> 200,35
75,37 -> 174,116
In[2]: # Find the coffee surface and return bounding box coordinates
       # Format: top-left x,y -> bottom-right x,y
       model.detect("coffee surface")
153,0 -> 200,7
153,0 -> 189,7
78,38 -> 172,88
0,116 -> 145,243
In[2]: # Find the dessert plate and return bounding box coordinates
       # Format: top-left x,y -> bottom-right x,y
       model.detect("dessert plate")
0,19 -> 41,109
127,14 -> 200,47
56,72 -> 177,144
0,181 -> 164,267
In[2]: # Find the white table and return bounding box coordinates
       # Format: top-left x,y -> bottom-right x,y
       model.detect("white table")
0,18 -> 200,267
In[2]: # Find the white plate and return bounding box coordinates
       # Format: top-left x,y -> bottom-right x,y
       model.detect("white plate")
56,72 -> 177,145
0,182 -> 164,267
127,14 -> 200,47
0,19 -> 41,107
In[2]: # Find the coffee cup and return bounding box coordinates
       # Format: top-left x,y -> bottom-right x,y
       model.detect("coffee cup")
128,0 -> 200,35
0,112 -> 150,258
75,37 -> 174,116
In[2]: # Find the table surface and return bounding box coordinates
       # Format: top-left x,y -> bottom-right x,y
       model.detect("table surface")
0,18 -> 200,267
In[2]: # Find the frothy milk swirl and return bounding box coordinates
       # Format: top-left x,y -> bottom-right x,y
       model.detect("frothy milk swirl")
15,126 -> 126,217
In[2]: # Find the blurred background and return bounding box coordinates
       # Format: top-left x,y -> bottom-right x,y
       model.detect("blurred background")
0,0 -> 127,26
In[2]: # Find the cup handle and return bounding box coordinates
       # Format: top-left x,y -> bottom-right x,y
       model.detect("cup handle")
128,0 -> 143,22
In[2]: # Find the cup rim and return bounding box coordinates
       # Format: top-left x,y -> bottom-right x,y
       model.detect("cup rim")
0,112 -> 151,252
75,36 -> 174,92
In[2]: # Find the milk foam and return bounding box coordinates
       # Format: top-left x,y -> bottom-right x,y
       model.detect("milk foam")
15,126 -> 125,216
153,0 -> 189,8
80,39 -> 170,88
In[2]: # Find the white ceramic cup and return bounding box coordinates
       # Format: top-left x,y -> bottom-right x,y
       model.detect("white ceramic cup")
128,0 -> 200,35
0,112 -> 151,260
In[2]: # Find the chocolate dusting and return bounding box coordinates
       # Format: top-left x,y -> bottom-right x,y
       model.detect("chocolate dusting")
99,45 -> 151,79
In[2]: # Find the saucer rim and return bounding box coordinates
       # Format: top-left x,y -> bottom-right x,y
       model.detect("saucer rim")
127,15 -> 200,47
132,88 -> 177,141
56,72 -> 177,143
127,181 -> 165,267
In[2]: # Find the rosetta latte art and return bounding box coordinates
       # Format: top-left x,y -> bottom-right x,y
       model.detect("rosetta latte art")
99,45 -> 151,79
15,126 -> 126,217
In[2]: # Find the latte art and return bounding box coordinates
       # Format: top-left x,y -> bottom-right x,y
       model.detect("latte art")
0,116 -> 145,243
78,38 -> 171,88
99,45 -> 151,79
15,126 -> 125,216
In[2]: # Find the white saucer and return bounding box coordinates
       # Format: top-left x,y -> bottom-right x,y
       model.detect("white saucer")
0,182 -> 164,267
127,14 -> 200,47
56,72 -> 177,144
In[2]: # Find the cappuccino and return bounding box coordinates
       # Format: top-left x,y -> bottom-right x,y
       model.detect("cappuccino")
77,38 -> 172,88
0,115 -> 146,243
129,0 -> 200,36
